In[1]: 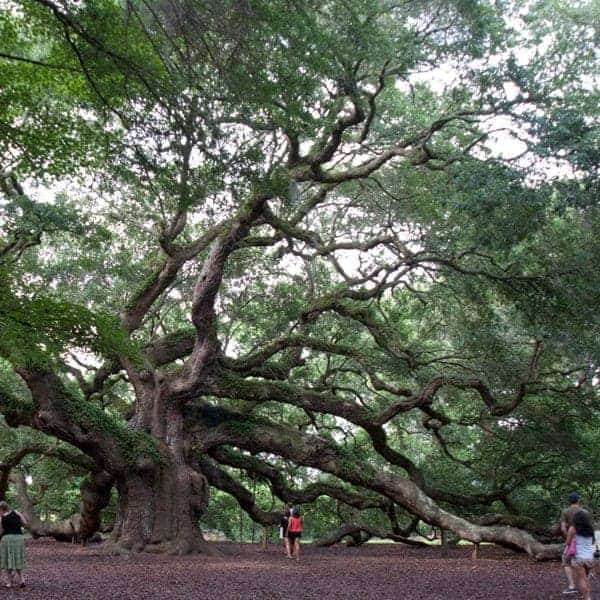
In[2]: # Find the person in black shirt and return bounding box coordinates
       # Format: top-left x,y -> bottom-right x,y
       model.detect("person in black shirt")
0,501 -> 28,588
279,507 -> 291,558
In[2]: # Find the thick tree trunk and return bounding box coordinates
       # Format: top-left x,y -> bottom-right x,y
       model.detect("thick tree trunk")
111,402 -> 209,554
5,369 -> 212,553
110,461 -> 208,554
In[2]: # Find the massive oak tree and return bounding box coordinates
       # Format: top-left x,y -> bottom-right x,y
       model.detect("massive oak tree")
1,0 -> 599,555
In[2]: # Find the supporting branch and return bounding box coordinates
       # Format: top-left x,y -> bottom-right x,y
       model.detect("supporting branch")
315,522 -> 426,548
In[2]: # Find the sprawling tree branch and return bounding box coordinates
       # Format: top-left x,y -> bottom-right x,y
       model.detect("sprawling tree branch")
191,404 -> 561,559
208,370 -> 515,508
11,469 -> 112,543
197,457 -> 279,527
6,368 -> 158,477
208,447 -> 388,512
121,220 -> 228,334
0,439 -> 112,542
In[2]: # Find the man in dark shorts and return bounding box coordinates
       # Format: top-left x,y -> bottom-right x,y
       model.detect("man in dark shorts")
280,507 -> 291,558
561,492 -> 589,595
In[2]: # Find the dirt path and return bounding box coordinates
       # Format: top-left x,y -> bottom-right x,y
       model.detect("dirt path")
3,540 -> 575,599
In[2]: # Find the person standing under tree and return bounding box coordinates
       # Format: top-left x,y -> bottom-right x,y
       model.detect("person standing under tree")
287,508 -> 304,561
561,492 -> 589,595
280,507 -> 291,558
565,511 -> 597,600
0,501 -> 28,589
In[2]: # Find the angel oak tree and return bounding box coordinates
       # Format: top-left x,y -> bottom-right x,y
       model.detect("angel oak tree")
0,0 -> 599,555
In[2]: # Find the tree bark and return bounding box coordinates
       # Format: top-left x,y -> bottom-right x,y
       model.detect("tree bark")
79,471 -> 114,542
109,461 -> 209,554
13,472 -> 79,542
111,401 -> 209,554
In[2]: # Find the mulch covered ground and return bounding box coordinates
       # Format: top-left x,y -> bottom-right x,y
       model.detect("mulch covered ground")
3,539 -> 578,599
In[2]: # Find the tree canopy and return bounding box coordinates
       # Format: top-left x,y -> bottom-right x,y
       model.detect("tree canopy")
0,0 -> 599,556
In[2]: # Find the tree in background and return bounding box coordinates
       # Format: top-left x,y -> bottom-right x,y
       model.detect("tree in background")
0,0 -> 599,555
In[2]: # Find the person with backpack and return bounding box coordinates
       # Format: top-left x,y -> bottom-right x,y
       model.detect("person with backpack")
287,507 -> 303,561
279,507 -> 292,558
565,510 -> 597,600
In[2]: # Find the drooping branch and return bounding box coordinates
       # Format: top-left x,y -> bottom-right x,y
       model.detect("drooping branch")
199,452 -> 403,543
202,449 -> 429,549
191,404 -> 561,559
472,514 -> 560,543
208,447 -> 388,512
12,470 -> 81,542
208,370 -> 513,509
315,522 -> 426,548
197,457 -> 279,527
0,441 -> 113,543
11,469 -> 112,543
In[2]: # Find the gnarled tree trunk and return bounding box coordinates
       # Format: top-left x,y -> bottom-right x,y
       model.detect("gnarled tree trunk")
79,471 -> 114,542
111,461 -> 208,554
110,403 -> 209,554
12,471 -> 112,543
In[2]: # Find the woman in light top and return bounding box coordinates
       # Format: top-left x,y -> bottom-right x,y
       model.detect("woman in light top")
566,510 -> 597,600
0,501 -> 28,589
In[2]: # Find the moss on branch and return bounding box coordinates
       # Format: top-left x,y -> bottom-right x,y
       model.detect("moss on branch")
0,385 -> 35,427
54,389 -> 162,468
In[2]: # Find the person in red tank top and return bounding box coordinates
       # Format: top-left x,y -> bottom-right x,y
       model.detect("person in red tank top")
287,508 -> 303,561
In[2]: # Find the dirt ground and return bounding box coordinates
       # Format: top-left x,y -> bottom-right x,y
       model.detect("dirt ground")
1,539 -> 582,599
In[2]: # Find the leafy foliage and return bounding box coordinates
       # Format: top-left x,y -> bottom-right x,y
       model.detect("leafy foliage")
0,0 -> 598,549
